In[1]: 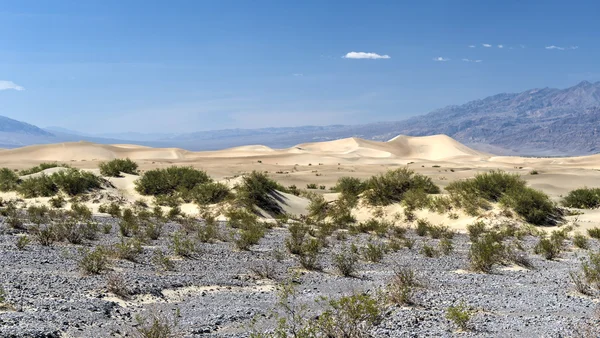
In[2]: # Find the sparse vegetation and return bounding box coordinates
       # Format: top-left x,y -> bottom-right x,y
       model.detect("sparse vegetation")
78,246 -> 111,275
333,246 -> 359,277
387,267 -> 422,305
99,158 -> 139,177
446,302 -> 472,331
469,233 -> 505,272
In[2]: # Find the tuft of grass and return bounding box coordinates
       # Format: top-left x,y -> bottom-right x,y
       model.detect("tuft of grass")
420,244 -> 438,258
361,241 -> 386,263
152,250 -> 175,272
333,246 -> 359,277
582,251 -> 600,289
387,267 -> 422,305
469,233 -> 505,273
135,310 -> 179,338
170,232 -> 198,258
15,235 -> 30,250
106,273 -> 130,299
573,232 -> 589,249
99,158 -> 138,177
439,238 -> 454,255
78,246 -> 111,275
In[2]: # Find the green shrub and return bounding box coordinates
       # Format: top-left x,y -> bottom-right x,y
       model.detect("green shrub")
78,246 -> 111,275
306,183 -> 318,189
446,170 -> 525,202
70,203 -> 92,220
135,166 -> 211,196
16,235 -> 30,250
19,162 -> 69,176
51,168 -> 103,196
361,241 -> 386,263
588,227 -> 600,239
17,175 -> 58,198
467,221 -> 487,241
333,176 -> 366,199
285,223 -> 310,254
446,302 -> 472,331
236,171 -> 284,215
112,238 -> 143,262
314,293 -> 381,337
170,231 -> 198,258
298,238 -> 321,270
534,237 -> 561,260
499,187 -> 561,226
333,246 -> 359,277
307,193 -> 328,221
439,238 -> 453,255
135,311 -> 179,338
469,233 -> 505,272
98,202 -> 122,217
364,168 -> 440,206
191,182 -> 231,205
234,222 -> 266,251
415,219 -> 431,236
49,195 -> 66,208
152,250 -> 175,271
582,251 -> 600,289
34,225 -> 57,246
573,233 -> 589,249
420,244 -> 438,258
563,188 -> 600,209
0,168 -> 20,191
99,158 -> 139,177
387,267 -> 421,305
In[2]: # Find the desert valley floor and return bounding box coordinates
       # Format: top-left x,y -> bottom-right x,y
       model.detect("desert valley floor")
0,135 -> 599,337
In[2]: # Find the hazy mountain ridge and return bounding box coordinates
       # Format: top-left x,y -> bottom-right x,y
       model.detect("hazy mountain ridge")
2,81 -> 600,155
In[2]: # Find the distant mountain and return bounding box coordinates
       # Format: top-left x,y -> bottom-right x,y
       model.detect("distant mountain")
376,80 -> 600,156
4,80 -> 600,155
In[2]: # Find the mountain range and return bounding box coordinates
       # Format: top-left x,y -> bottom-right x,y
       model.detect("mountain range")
3,80 -> 600,156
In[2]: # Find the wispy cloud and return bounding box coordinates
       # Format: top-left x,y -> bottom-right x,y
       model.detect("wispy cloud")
497,44 -> 504,48
433,57 -> 450,62
343,52 -> 390,59
545,45 -> 579,51
468,45 -> 476,48
482,43 -> 492,48
0,80 -> 24,91
292,73 -> 304,77
462,59 -> 482,63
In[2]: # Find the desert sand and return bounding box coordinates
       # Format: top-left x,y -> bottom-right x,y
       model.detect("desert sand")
1,134 -> 599,231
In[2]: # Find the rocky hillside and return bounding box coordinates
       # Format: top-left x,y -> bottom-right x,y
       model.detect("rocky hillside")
383,81 -> 600,156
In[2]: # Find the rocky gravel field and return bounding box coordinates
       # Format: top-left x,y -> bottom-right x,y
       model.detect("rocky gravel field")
1,214 -> 599,337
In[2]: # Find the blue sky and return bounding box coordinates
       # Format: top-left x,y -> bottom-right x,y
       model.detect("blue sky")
0,0 -> 599,133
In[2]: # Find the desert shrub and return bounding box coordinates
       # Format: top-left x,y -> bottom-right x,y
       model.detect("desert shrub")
16,235 -> 30,250
51,168 -> 103,196
469,233 -> 505,272
364,168 -> 440,206
387,267 -> 422,305
34,225 -> 57,246
428,224 -> 454,239
191,182 -> 231,205
19,162 -> 70,176
439,238 -> 454,255
49,195 -> 66,208
135,310 -> 179,338
236,171 -> 285,215
333,246 -> 359,277
569,270 -> 593,296
415,219 -> 431,236
152,250 -> 175,272
298,238 -> 321,270
327,196 -> 356,226
0,168 -> 20,191
588,227 -> 600,239
27,205 -> 50,225
98,202 -> 122,217
306,183 -> 318,189
144,221 -> 163,240
314,293 -> 381,337
135,166 -> 211,197
563,187 -> 600,209
500,187 -> 561,226
361,241 -> 386,263
534,237 -> 561,260
446,302 -> 472,331
106,273 -> 130,299
17,175 -> 58,198
234,222 -> 266,251
307,193 -> 328,221
170,231 -> 198,258
119,208 -> 139,237
225,208 -> 257,229
582,251 -> 600,289
112,238 -> 143,262
420,244 -> 438,258
446,170 -> 526,202
402,189 -> 431,211
286,223 -> 310,255
78,246 -> 110,275
573,233 -> 590,249
99,158 -> 138,177
467,221 -> 487,241
333,176 -> 366,200
353,218 -> 391,235
248,260 -> 277,279
70,203 -> 92,220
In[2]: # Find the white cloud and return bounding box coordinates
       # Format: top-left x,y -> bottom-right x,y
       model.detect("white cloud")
462,58 -> 483,63
292,73 -> 304,77
482,43 -> 492,48
0,80 -> 24,91
468,45 -> 476,48
343,52 -> 390,59
545,45 -> 578,51
497,44 -> 504,48
433,57 -> 450,62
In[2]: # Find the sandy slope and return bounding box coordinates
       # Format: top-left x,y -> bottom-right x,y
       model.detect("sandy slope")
2,134 -> 600,231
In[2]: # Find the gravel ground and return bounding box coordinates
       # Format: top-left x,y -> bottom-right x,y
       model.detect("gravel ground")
0,214 -> 599,337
